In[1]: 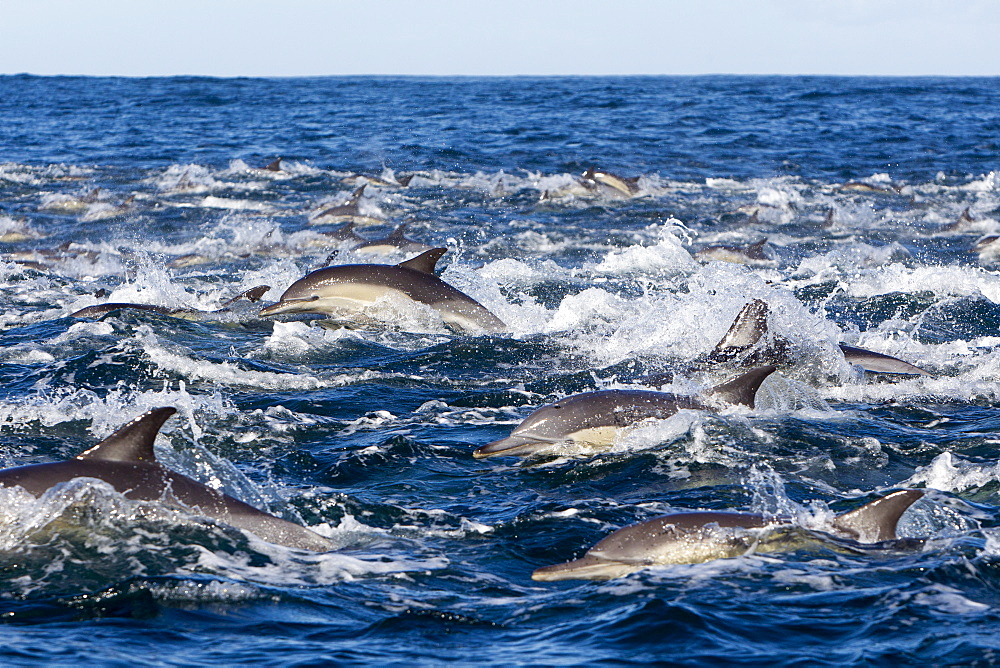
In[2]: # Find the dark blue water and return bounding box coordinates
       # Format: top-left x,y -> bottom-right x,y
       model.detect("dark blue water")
2,75 -> 1000,665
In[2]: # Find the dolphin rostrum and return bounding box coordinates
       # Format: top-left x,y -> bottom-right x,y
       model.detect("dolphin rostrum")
70,285 -> 271,320
260,248 -> 506,334
0,407 -> 332,552
473,366 -> 777,459
532,489 -> 924,581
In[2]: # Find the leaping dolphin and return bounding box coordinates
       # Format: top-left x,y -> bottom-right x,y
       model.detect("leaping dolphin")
532,489 -> 924,581
473,366 -> 776,459
260,248 -> 506,334
0,407 -> 332,552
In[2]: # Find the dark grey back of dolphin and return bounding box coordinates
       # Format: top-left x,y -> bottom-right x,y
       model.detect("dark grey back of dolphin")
532,489 -> 924,581
0,407 -> 331,552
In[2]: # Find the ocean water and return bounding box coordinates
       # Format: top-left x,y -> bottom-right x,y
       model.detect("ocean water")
1,75 -> 1000,664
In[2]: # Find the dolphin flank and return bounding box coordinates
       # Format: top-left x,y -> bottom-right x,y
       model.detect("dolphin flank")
260,248 -> 505,333
0,407 -> 332,552
532,489 -> 925,581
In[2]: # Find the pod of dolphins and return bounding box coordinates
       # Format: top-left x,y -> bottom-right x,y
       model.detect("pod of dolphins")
5,178 -> 943,583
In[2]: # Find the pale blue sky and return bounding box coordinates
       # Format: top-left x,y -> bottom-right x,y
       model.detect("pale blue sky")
1,0 -> 997,77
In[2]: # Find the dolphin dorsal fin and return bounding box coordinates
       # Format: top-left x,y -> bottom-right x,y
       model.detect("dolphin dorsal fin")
398,248 -> 447,274
707,366 -> 776,408
746,238 -> 768,258
76,407 -> 176,463
713,300 -> 769,355
832,489 -> 924,542
349,184 -> 366,202
264,158 -> 282,172
387,224 -> 409,240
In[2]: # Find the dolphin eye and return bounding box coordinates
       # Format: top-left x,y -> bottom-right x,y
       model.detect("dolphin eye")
308,295 -> 319,301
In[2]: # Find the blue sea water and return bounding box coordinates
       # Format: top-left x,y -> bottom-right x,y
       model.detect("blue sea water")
2,75 -> 1000,664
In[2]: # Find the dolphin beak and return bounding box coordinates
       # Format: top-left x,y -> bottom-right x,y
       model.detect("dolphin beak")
259,301 -> 283,317
259,296 -> 321,317
473,435 -> 553,459
532,555 -> 637,582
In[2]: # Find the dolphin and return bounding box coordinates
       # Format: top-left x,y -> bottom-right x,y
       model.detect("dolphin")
694,239 -> 773,266
839,181 -> 901,195
839,344 -> 931,376
581,167 -> 639,198
532,489 -> 924,581
942,207 -> 987,233
353,224 -> 435,257
0,407 -> 332,552
310,184 -> 384,226
344,171 -> 413,189
709,300 -> 930,376
473,366 -> 776,459
70,285 -> 271,320
972,234 -> 1000,264
259,248 -> 506,334
641,299 -> 929,381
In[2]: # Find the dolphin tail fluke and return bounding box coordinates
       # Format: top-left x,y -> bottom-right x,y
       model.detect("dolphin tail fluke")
77,407 -> 177,463
220,285 -> 271,307
707,366 -> 776,408
710,299 -> 770,360
831,489 -> 924,543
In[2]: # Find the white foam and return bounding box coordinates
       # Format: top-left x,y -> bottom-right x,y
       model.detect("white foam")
904,451 -> 1000,493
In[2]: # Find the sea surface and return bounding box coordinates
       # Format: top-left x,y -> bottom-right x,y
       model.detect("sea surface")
2,75 -> 1000,665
